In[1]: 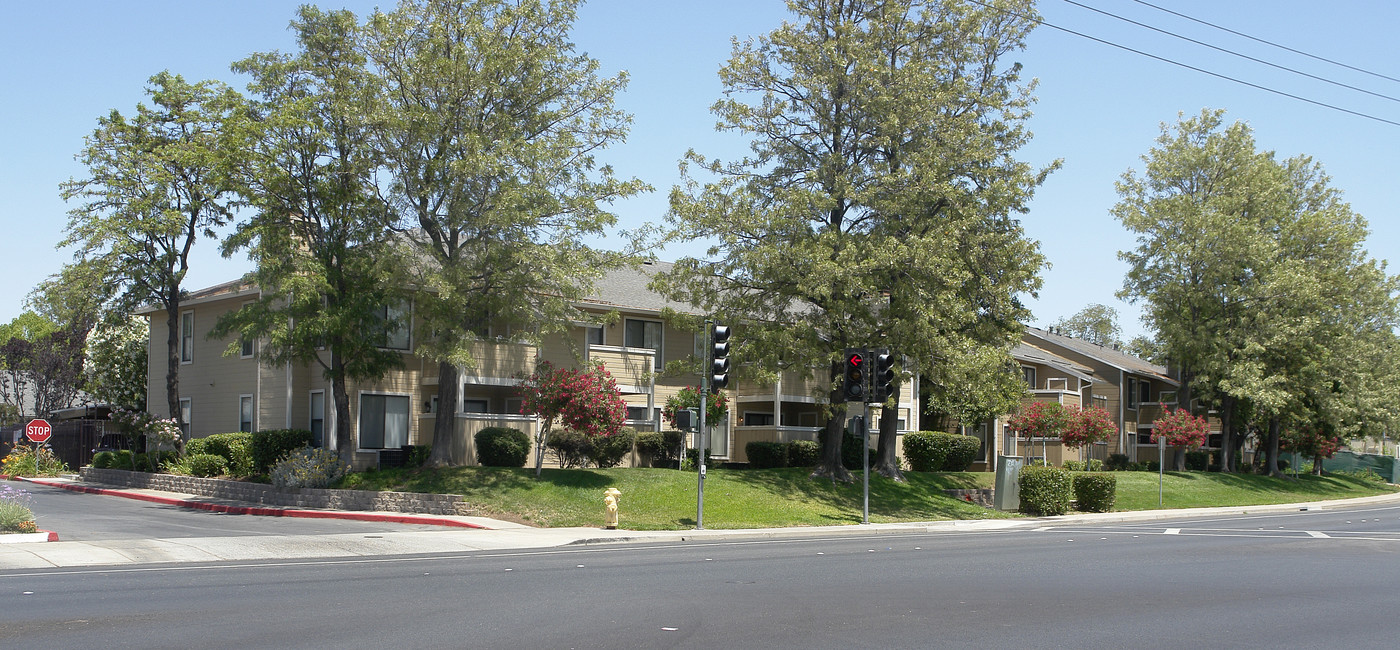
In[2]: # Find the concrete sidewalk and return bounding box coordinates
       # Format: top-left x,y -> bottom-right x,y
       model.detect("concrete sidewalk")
3,475 -> 1399,571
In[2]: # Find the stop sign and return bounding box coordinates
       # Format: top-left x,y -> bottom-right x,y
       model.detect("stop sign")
25,419 -> 52,444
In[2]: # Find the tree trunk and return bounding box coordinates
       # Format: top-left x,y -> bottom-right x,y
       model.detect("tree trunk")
811,359 -> 852,483
1218,395 -> 1235,472
331,351 -> 355,467
164,299 -> 181,424
1264,417 -> 1283,477
428,360 -> 459,467
874,394 -> 904,481
1172,447 -> 1186,472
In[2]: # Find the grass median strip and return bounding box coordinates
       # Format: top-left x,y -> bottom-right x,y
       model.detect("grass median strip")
336,465 -> 1396,530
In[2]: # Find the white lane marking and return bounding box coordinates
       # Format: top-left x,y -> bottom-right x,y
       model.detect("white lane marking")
1306,531 -> 1330,538
1165,528 -> 1181,535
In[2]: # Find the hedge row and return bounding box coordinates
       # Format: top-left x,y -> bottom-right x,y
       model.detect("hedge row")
903,431 -> 981,472
1019,466 -> 1118,515
742,439 -> 822,469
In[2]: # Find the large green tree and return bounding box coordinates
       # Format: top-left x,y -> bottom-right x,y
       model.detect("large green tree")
657,0 -> 1050,481
363,0 -> 646,466
214,7 -> 404,463
60,72 -> 241,425
1050,304 -> 1121,347
1117,110 -> 1400,476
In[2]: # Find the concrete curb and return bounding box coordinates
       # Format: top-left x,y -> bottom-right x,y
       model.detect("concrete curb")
0,530 -> 58,544
15,477 -> 490,530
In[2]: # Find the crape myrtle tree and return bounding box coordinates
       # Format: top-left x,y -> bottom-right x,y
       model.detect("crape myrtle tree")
213,7 -> 405,464
1007,400 -> 1067,464
1062,405 -> 1117,466
1150,408 -> 1208,471
60,72 -> 241,427
656,0 -> 1051,482
364,0 -> 647,467
517,361 -> 627,479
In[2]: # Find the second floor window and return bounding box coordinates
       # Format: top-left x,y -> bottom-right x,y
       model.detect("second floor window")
624,319 -> 663,370
375,302 -> 411,350
180,311 -> 194,363
1022,366 -> 1036,389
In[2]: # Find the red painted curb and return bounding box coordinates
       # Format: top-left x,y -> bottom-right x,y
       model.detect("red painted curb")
43,529 -> 58,542
18,477 -> 488,530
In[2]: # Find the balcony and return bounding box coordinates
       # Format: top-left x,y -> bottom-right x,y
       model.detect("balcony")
586,345 -> 655,392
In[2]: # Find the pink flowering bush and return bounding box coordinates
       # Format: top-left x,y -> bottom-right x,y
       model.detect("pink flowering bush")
1062,406 -> 1118,450
518,361 -> 628,478
1151,409 -> 1209,449
1008,401 -> 1069,453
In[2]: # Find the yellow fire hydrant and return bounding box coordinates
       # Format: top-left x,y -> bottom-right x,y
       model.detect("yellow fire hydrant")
603,487 -> 621,529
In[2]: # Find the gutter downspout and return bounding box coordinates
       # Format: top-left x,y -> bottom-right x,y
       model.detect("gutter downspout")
1119,369 -> 1127,456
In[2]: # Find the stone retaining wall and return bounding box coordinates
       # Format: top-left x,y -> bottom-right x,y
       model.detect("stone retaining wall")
79,468 -> 478,517
943,488 -> 995,508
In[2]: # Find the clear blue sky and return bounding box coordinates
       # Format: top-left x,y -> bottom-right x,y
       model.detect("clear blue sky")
4,1 -> 1398,343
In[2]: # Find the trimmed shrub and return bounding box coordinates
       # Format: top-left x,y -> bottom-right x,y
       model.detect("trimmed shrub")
636,431 -> 684,467
545,428 -> 592,468
199,432 -> 255,477
786,440 -> 820,467
475,427 -> 530,467
270,447 -> 348,489
943,434 -> 981,471
1018,465 -> 1072,516
186,453 -> 229,478
591,428 -> 637,469
746,441 -> 789,469
91,450 -> 116,469
841,431 -> 876,470
902,432 -> 947,472
684,447 -> 715,470
1104,453 -> 1131,471
1073,473 -> 1117,512
112,450 -> 135,470
131,453 -> 153,473
1063,459 -> 1105,471
1185,450 -> 1211,471
251,429 -> 315,475
185,438 -> 210,456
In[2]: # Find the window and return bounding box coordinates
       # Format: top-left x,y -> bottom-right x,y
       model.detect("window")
359,394 -> 410,449
179,398 -> 192,438
586,325 -> 604,346
375,302 -> 411,350
239,301 -> 255,358
1137,426 -> 1155,446
624,319 -> 663,370
463,399 -> 489,414
180,311 -> 195,363
626,406 -> 660,423
1158,390 -> 1178,406
239,395 -> 254,433
309,391 -> 325,447
1046,378 -> 1068,390
505,398 -> 524,415
1139,380 -> 1152,405
1021,366 -> 1036,388
1126,378 -> 1138,409
743,412 -> 775,426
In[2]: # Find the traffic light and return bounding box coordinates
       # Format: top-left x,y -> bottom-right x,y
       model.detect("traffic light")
843,348 -> 866,401
872,350 -> 896,402
710,324 -> 731,393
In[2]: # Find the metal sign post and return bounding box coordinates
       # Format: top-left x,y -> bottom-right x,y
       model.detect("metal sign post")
696,320 -> 711,530
1158,435 -> 1165,508
862,402 -> 871,525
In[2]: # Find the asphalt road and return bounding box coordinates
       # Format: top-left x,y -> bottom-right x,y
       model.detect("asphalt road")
19,482 -> 466,540
5,504 -> 1399,649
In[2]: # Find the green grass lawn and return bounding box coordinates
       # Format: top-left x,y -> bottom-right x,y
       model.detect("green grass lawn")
1110,470 -> 1396,510
339,466 -> 1000,529
336,465 -> 1396,530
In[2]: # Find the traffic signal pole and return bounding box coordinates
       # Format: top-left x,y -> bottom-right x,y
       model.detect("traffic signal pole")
696,320 -> 709,530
